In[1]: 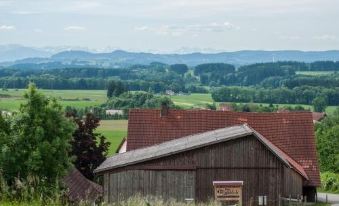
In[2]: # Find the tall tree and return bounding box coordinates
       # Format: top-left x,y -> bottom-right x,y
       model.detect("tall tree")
0,83 -> 75,184
69,113 -> 110,180
316,108 -> 339,172
169,64 -> 188,75
313,96 -> 328,112
107,80 -> 127,98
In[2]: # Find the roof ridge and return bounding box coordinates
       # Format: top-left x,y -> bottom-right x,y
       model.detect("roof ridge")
129,108 -> 314,114
94,125 -> 251,173
94,124 -> 307,179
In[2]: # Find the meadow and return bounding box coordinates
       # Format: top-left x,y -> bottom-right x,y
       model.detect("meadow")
0,89 -> 107,111
96,120 -> 128,155
1,89 -> 337,114
170,93 -> 214,108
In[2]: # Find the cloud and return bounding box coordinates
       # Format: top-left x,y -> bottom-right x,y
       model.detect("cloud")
187,22 -> 239,32
313,34 -> 337,41
11,10 -> 41,15
64,26 -> 86,31
279,35 -> 301,40
134,22 -> 239,36
0,25 -> 15,31
134,26 -> 149,31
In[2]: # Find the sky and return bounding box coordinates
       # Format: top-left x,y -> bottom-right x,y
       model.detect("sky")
0,0 -> 338,53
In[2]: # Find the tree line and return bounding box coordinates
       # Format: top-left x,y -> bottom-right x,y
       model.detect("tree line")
1,61 -> 339,91
211,86 -> 339,106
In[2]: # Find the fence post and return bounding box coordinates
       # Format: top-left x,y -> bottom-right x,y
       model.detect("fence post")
288,195 -> 291,206
278,194 -> 281,206
326,194 -> 328,203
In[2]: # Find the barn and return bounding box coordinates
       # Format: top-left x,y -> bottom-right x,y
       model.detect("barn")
94,108 -> 320,205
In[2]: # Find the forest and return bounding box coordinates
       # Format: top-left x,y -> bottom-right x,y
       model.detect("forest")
0,60 -> 338,108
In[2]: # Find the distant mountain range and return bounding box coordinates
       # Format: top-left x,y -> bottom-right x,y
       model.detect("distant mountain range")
0,45 -> 52,62
1,45 -> 339,67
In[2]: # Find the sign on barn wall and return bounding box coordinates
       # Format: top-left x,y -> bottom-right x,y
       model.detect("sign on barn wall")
213,181 -> 243,205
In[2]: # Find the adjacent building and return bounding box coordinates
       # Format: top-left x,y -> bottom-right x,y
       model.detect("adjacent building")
95,108 -> 320,205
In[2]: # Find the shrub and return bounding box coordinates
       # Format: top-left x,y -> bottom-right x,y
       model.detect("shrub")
320,172 -> 339,193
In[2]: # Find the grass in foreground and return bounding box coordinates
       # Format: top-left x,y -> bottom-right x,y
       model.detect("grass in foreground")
106,196 -> 221,206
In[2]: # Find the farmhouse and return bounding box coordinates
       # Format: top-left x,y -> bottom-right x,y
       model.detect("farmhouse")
95,108 -> 320,205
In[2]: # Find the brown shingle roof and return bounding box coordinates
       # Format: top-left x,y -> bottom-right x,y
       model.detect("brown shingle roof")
126,109 -> 320,186
95,124 -> 308,180
63,168 -> 103,202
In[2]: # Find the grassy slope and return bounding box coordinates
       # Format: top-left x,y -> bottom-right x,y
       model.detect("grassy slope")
170,93 -> 214,108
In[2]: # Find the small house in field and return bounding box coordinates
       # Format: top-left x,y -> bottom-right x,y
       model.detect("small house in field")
95,108 -> 320,205
165,90 -> 175,96
105,109 -> 124,116
115,137 -> 127,153
218,103 -> 234,111
312,112 -> 326,123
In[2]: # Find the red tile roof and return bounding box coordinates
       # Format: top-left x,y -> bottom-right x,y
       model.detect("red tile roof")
126,109 -> 320,187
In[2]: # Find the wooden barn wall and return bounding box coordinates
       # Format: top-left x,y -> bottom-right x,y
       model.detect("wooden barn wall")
104,135 -> 303,205
281,166 -> 303,199
105,170 -> 195,202
196,168 -> 280,205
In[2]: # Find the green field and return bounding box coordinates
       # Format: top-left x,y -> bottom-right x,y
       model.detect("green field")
296,71 -> 336,76
2,89 -> 337,114
0,89 -> 107,111
96,120 -> 128,155
170,93 -> 214,108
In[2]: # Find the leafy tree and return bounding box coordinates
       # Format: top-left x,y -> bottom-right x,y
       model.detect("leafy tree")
316,108 -> 339,172
106,92 -> 174,110
205,103 -> 217,110
0,83 -> 75,185
0,113 -> 10,135
313,96 -> 328,112
169,64 -> 188,75
107,80 -> 127,98
69,113 -> 110,180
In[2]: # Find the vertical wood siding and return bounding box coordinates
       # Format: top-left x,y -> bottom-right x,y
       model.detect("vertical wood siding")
282,166 -> 303,199
104,135 -> 303,205
106,170 -> 195,202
